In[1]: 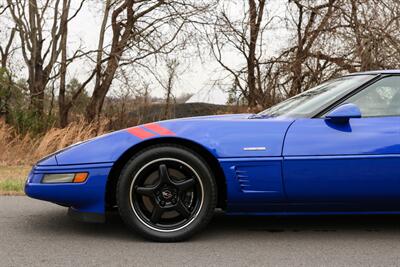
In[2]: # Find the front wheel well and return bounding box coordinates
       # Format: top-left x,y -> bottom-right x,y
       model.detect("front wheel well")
105,137 -> 227,210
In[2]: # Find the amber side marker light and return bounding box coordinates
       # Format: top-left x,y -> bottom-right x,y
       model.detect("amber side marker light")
73,173 -> 89,183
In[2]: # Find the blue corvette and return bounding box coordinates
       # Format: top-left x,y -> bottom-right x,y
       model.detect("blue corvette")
26,70 -> 400,241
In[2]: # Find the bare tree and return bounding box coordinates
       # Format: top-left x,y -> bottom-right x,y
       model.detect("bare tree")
247,0 -> 266,107
84,0 -> 217,122
163,59 -> 179,118
57,0 -> 72,127
0,27 -> 16,70
336,0 -> 400,71
6,0 -> 86,117
3,0 -> 400,129
57,0 -> 96,127
234,0 -> 343,102
208,0 -> 277,109
210,0 -> 354,105
0,4 -> 17,119
283,0 -> 400,96
290,0 -> 336,96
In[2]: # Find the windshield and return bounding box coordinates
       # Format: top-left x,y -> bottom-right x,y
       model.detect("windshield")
258,75 -> 376,118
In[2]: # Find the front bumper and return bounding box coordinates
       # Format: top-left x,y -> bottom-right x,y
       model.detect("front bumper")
25,163 -> 113,215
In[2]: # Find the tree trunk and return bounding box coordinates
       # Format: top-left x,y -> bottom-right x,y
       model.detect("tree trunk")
85,58 -> 119,122
247,0 -> 259,108
164,88 -> 171,119
290,58 -> 303,96
29,68 -> 46,116
58,0 -> 71,128
85,0 -> 133,122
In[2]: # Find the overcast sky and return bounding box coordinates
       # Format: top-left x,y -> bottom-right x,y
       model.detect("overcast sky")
67,3 -> 207,98
3,0 -> 289,99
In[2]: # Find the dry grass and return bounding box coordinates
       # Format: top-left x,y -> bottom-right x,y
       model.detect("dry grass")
0,120 -> 109,195
0,165 -> 31,195
0,120 -> 109,166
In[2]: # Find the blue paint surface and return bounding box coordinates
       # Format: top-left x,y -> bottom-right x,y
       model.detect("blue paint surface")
26,163 -> 112,213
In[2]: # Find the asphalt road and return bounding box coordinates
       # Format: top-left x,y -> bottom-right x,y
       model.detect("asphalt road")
2,197 -> 400,266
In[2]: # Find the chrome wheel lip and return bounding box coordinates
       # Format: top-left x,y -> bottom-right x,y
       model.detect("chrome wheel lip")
129,158 -> 205,233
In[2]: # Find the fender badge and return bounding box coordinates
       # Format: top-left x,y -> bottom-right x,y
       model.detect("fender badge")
243,147 -> 267,151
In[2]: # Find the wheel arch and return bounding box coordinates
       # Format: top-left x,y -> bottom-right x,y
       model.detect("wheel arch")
105,137 -> 227,210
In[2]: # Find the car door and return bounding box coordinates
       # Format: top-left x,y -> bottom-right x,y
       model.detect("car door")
283,75 -> 400,210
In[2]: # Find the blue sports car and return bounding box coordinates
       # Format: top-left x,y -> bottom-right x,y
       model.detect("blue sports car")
26,70 -> 400,241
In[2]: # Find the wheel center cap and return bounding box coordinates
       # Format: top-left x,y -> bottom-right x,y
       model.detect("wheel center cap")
161,189 -> 174,200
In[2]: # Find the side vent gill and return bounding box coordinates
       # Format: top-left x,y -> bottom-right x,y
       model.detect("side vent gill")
231,162 -> 283,194
235,168 -> 250,192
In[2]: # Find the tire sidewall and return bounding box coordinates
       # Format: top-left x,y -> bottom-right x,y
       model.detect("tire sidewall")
117,145 -> 217,241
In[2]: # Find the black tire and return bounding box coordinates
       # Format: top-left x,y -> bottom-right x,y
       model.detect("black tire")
117,144 -> 217,242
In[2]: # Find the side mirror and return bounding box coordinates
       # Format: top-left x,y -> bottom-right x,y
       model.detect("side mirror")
325,103 -> 362,123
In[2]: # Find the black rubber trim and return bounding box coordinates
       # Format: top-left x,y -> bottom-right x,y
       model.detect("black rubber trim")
68,207 -> 105,223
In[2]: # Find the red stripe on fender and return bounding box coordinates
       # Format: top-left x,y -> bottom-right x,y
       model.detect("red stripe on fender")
127,127 -> 156,139
144,123 -> 176,136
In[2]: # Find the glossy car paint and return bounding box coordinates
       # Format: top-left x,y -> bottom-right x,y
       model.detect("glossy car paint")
25,71 -> 400,218
26,115 -> 294,214
284,117 -> 400,206
52,114 -> 293,165
26,163 -> 112,214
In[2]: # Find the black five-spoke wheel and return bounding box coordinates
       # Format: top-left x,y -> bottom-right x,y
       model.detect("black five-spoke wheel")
117,144 -> 217,241
131,160 -> 203,230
